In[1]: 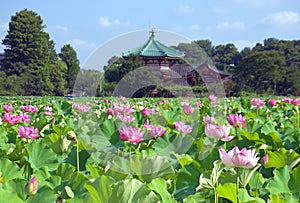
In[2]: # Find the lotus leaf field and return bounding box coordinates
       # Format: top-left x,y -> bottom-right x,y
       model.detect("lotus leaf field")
0,96 -> 300,203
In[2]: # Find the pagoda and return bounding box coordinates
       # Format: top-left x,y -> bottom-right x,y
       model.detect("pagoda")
122,29 -> 232,96
122,28 -> 185,71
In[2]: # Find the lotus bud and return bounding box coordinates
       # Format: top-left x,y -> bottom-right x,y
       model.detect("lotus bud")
262,154 -> 268,165
61,186 -> 74,199
24,176 -> 38,196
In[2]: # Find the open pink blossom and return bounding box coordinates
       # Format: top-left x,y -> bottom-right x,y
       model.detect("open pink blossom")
291,98 -> 300,105
205,123 -> 233,141
208,95 -> 217,105
180,99 -> 190,106
227,114 -> 246,128
195,102 -> 201,107
18,113 -> 31,123
282,98 -> 300,105
203,115 -> 216,125
73,103 -> 90,112
3,103 -> 14,112
184,105 -> 194,115
18,126 -> 40,139
118,125 -> 145,145
44,111 -> 54,116
282,98 -> 293,103
144,124 -> 166,138
219,146 -> 260,168
251,98 -> 265,109
116,114 -> 135,123
2,112 -> 18,125
142,108 -> 156,117
174,121 -> 192,134
112,103 -> 135,115
20,105 -> 39,113
269,99 -> 279,107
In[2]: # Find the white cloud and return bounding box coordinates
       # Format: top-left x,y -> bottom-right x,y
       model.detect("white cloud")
99,16 -> 130,28
67,39 -> 97,50
189,24 -> 201,31
264,11 -> 300,26
232,40 -> 255,50
216,21 -> 245,30
232,0 -> 276,7
176,5 -> 194,14
52,25 -> 68,31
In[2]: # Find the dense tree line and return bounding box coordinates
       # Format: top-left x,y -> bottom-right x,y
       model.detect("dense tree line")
0,9 -> 80,96
176,39 -> 300,96
104,39 -> 300,97
1,10 -> 299,97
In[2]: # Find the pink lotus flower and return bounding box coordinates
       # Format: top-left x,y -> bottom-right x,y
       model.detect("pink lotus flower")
116,114 -> 135,123
195,102 -> 201,107
3,103 -> 14,112
180,99 -> 190,106
2,112 -> 18,125
291,98 -> 300,105
203,115 -> 216,125
18,126 -> 40,139
184,105 -> 194,115
107,108 -> 114,115
103,99 -> 109,104
142,108 -> 156,117
219,146 -> 260,168
227,114 -> 246,128
282,98 -> 300,105
20,105 -> 39,113
162,100 -> 168,104
73,103 -> 90,112
144,124 -> 166,138
282,98 -> 293,103
262,154 -> 268,165
24,176 -> 38,196
251,98 -> 265,109
2,112 -> 31,124
174,121 -> 192,134
208,95 -> 217,105
112,103 -> 135,115
269,100 -> 279,106
44,106 -> 52,112
118,125 -> 145,145
44,111 -> 54,116
18,113 -> 31,123
205,123 -> 233,141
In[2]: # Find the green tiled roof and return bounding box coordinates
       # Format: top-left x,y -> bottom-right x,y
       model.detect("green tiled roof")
122,31 -> 185,58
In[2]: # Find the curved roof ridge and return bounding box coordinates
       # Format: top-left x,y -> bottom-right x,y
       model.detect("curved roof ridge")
122,33 -> 184,58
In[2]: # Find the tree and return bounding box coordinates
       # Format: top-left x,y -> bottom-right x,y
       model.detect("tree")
194,40 -> 213,57
59,44 -> 80,93
234,50 -> 286,94
104,55 -> 144,83
48,39 -> 67,95
212,43 -> 241,72
2,9 -> 53,95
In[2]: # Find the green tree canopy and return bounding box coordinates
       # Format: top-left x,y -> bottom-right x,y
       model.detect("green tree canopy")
1,9 -> 53,95
59,44 -> 80,93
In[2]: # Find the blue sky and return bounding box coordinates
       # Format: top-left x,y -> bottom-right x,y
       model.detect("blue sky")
1,0 -> 300,69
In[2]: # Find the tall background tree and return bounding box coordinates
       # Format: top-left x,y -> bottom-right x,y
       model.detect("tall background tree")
59,44 -> 80,93
1,9 -> 54,95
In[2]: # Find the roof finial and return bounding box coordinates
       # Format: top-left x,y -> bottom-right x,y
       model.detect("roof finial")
149,27 -> 155,38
